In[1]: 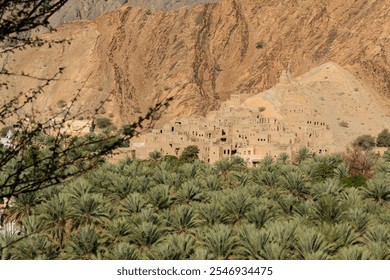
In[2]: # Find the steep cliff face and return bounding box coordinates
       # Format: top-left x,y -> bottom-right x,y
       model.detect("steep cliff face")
2,0 -> 390,126
125,0 -> 219,10
49,0 -> 128,26
49,0 -> 219,26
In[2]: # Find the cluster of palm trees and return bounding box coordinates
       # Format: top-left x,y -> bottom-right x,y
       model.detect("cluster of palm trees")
1,149 -> 389,259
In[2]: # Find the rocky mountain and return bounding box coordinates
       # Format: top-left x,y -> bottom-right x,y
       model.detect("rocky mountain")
49,0 -> 129,27
241,62 -> 390,152
49,0 -> 219,26
2,0 -> 390,131
125,0 -> 219,10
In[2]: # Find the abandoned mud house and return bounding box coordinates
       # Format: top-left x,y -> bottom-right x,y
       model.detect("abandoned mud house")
125,62 -> 390,165
129,91 -> 335,165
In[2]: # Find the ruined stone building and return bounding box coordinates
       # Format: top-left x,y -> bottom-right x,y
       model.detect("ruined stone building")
125,62 -> 390,165
129,92 -> 335,165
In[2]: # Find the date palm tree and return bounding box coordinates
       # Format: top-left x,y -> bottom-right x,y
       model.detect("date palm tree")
62,225 -> 103,260
215,157 -> 246,188
105,242 -> 139,260
165,172 -> 185,189
120,192 -> 148,217
175,180 -> 206,205
265,220 -> 298,257
101,217 -> 132,245
339,188 -> 363,208
346,208 -> 371,236
195,201 -> 223,226
233,173 -> 250,187
320,222 -> 360,254
337,246 -> 372,260
238,224 -> 270,259
295,147 -> 314,164
365,224 -> 390,244
129,221 -> 167,255
280,170 -> 309,198
132,208 -> 161,225
247,205 -> 277,229
153,168 -> 183,187
376,160 -> 390,174
189,248 -> 213,260
311,195 -> 346,224
362,176 -> 390,205
19,215 -> 45,237
147,184 -> 173,212
5,192 -> 42,223
201,224 -> 239,260
276,193 -> 299,215
9,235 -> 58,260
148,150 -> 162,163
294,227 -> 331,259
365,241 -> 390,260
259,242 -> 291,260
311,178 -> 342,199
364,224 -> 390,259
277,153 -> 290,164
251,170 -> 280,188
106,176 -> 137,201
179,163 -> 201,179
382,148 -> 390,162
165,205 -> 200,234
221,191 -> 253,225
68,193 -> 111,230
151,233 -> 196,260
37,194 -> 69,248
203,174 -> 221,191
133,175 -> 155,194
334,163 -> 349,179
0,231 -> 20,260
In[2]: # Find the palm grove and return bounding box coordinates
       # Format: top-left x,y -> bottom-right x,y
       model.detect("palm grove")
0,1 -> 390,260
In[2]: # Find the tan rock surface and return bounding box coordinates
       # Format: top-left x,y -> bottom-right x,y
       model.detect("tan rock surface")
244,62 -> 390,151
1,0 -> 390,130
